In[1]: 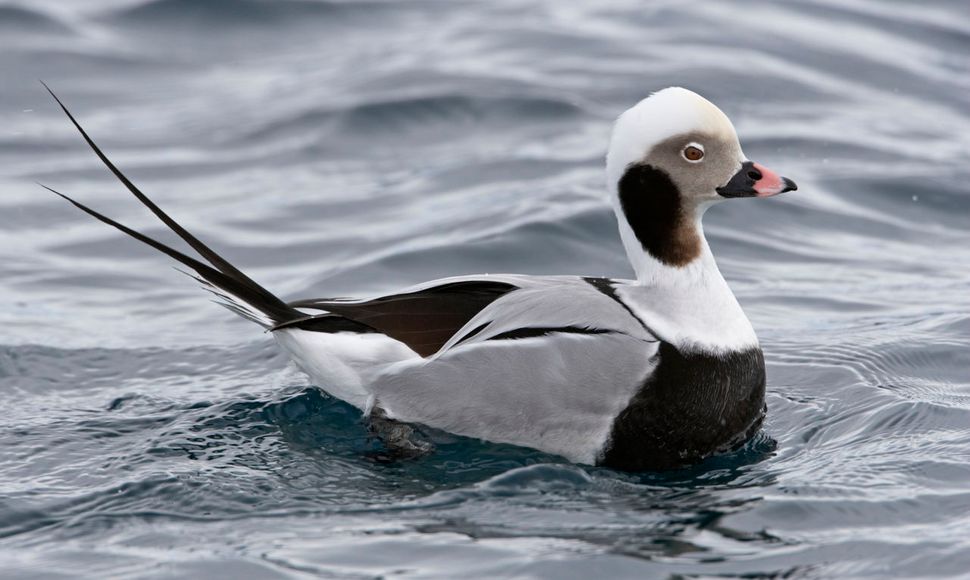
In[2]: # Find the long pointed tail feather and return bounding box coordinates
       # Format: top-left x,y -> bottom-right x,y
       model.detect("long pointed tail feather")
42,85 -> 300,328
42,184 -> 293,327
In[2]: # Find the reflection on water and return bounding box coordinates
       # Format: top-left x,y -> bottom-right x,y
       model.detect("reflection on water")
1,0 -> 969,577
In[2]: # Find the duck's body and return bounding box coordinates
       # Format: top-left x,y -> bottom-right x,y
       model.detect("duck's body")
275,271 -> 766,470
45,86 -> 795,471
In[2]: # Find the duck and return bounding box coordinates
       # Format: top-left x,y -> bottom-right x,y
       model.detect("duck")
43,85 -> 796,471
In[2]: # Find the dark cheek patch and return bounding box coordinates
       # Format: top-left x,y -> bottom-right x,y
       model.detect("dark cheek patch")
617,164 -> 701,267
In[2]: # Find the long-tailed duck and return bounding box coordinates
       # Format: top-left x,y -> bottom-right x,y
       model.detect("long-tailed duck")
43,85 -> 796,471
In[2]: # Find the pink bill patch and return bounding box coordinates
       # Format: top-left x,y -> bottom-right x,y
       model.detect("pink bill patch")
752,162 -> 786,197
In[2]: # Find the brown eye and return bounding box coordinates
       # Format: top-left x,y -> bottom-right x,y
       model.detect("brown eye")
683,144 -> 704,162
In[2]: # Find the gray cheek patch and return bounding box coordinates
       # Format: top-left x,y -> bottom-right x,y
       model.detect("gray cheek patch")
646,131 -> 743,199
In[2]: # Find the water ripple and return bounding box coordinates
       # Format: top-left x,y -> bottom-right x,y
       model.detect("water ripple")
2,0 -> 970,577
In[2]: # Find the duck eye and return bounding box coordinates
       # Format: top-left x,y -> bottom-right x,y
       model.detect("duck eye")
683,144 -> 704,162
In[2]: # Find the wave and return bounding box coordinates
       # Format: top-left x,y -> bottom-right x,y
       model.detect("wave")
110,0 -> 401,27
243,93 -> 585,143
0,5 -> 71,34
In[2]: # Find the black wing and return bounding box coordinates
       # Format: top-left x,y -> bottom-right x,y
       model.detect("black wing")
278,281 -> 518,357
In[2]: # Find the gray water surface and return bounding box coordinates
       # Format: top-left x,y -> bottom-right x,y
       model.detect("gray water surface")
2,1 -> 970,578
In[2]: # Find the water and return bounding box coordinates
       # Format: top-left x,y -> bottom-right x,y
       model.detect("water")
1,0 -> 969,577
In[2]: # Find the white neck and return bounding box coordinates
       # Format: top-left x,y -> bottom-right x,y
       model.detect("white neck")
610,201 -> 760,353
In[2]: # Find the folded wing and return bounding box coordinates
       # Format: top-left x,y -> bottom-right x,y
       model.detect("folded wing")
279,280 -> 519,357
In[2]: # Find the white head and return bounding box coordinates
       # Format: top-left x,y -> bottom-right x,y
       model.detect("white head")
605,88 -> 796,279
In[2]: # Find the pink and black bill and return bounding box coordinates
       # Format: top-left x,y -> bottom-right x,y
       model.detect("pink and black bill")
717,161 -> 797,198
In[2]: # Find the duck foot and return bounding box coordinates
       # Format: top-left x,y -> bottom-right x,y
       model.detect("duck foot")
365,407 -> 435,462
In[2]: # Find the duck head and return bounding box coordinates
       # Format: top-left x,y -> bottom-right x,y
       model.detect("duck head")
605,87 -> 796,279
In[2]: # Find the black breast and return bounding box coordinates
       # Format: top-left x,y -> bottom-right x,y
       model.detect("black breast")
599,342 -> 766,471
